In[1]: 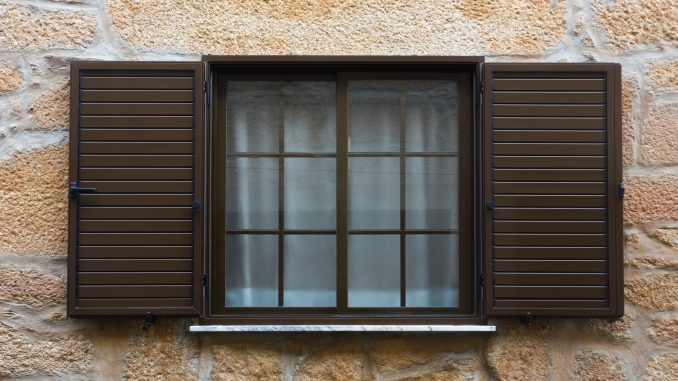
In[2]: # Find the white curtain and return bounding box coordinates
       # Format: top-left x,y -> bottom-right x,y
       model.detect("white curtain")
225,80 -> 459,308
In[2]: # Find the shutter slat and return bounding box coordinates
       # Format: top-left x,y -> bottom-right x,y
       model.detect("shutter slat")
78,259 -> 193,272
494,105 -> 605,117
80,129 -> 193,142
80,168 -> 193,180
494,195 -> 607,207
81,90 -> 193,102
484,63 -> 622,317
80,155 -> 193,167
79,246 -> 192,259
69,61 -> 202,317
79,220 -> 193,232
494,130 -> 605,143
494,273 -> 607,286
493,91 -> 605,104
494,247 -> 607,259
79,272 -> 193,285
81,116 -> 193,128
494,169 -> 605,182
494,118 -> 605,130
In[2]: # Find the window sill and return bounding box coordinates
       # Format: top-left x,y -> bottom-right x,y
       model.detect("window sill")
189,324 -> 496,333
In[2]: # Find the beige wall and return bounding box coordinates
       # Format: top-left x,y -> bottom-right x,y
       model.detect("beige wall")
0,1 -> 676,379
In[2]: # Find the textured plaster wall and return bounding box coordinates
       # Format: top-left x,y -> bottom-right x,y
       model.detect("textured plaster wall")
0,0 -> 676,380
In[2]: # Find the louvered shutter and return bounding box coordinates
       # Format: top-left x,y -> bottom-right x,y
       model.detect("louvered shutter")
483,63 -> 622,317
67,62 -> 203,316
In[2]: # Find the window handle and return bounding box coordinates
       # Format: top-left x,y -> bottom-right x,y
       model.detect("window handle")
69,181 -> 97,198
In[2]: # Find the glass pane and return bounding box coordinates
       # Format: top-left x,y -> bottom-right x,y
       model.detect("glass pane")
284,158 -> 336,229
406,234 -> 458,307
405,81 -> 458,152
284,82 -> 336,152
227,81 -> 279,153
406,157 -> 458,229
348,80 -> 400,152
226,234 -> 278,307
226,158 -> 278,230
348,235 -> 400,307
284,235 -> 336,307
349,157 -> 400,229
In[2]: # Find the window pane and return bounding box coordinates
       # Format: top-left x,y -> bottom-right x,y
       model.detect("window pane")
284,235 -> 336,307
226,234 -> 278,307
406,234 -> 459,307
349,157 -> 400,229
348,80 -> 400,152
284,158 -> 336,229
284,82 -> 336,152
227,81 -> 279,153
405,81 -> 458,152
348,235 -> 400,307
406,157 -> 458,230
226,158 -> 278,230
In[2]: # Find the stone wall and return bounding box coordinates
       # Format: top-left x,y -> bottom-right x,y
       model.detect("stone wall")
0,0 -> 676,379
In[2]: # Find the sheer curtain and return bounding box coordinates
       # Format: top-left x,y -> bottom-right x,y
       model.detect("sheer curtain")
225,79 -> 459,308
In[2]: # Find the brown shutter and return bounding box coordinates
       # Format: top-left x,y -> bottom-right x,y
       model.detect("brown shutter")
483,63 -> 622,317
68,62 -> 204,316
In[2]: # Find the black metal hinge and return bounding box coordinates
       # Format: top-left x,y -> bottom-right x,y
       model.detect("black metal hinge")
476,80 -> 483,106
204,80 -> 210,106
619,182 -> 625,199
193,200 -> 201,213
202,274 -> 209,298
69,181 -> 96,198
486,201 -> 495,211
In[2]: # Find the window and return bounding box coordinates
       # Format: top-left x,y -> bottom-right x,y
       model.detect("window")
67,58 -> 623,323
210,70 -> 475,321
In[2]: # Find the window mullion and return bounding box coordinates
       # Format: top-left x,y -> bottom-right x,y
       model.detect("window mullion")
278,95 -> 285,307
336,74 -> 349,313
399,89 -> 407,308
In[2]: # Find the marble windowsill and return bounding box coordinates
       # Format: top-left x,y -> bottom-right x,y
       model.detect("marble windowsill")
189,325 -> 496,333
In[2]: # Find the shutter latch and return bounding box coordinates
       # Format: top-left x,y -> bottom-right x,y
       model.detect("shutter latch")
619,182 -> 625,199
486,201 -> 495,211
193,200 -> 201,213
145,312 -> 155,327
69,181 -> 97,198
520,312 -> 533,328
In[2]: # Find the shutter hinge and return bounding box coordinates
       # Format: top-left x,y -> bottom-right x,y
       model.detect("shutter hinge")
619,182 -> 625,199
204,80 -> 210,106
145,312 -> 155,327
202,274 -> 209,298
476,80 -> 483,106
486,201 -> 495,211
193,200 -> 200,213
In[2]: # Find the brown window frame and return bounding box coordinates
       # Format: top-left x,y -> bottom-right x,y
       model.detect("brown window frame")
204,56 -> 484,324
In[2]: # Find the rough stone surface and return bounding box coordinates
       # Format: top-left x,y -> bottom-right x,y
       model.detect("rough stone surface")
593,0 -> 678,52
646,60 -> 678,94
210,342 -> 281,381
123,319 -> 199,380
625,255 -> 678,270
574,351 -> 626,381
398,360 -> 477,381
648,317 -> 678,345
625,273 -> 678,310
624,176 -> 678,223
0,266 -> 65,307
589,314 -> 634,343
647,228 -> 678,251
373,336 -> 474,373
108,0 -> 566,55
486,321 -> 551,381
293,342 -> 368,381
0,144 -> 68,255
641,103 -> 678,165
621,77 -> 639,165
0,4 -> 96,50
28,81 -> 69,131
0,322 -> 93,378
0,66 -> 22,95
643,354 -> 678,381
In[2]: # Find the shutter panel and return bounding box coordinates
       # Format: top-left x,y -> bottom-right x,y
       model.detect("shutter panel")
68,62 -> 203,316
483,63 -> 622,317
